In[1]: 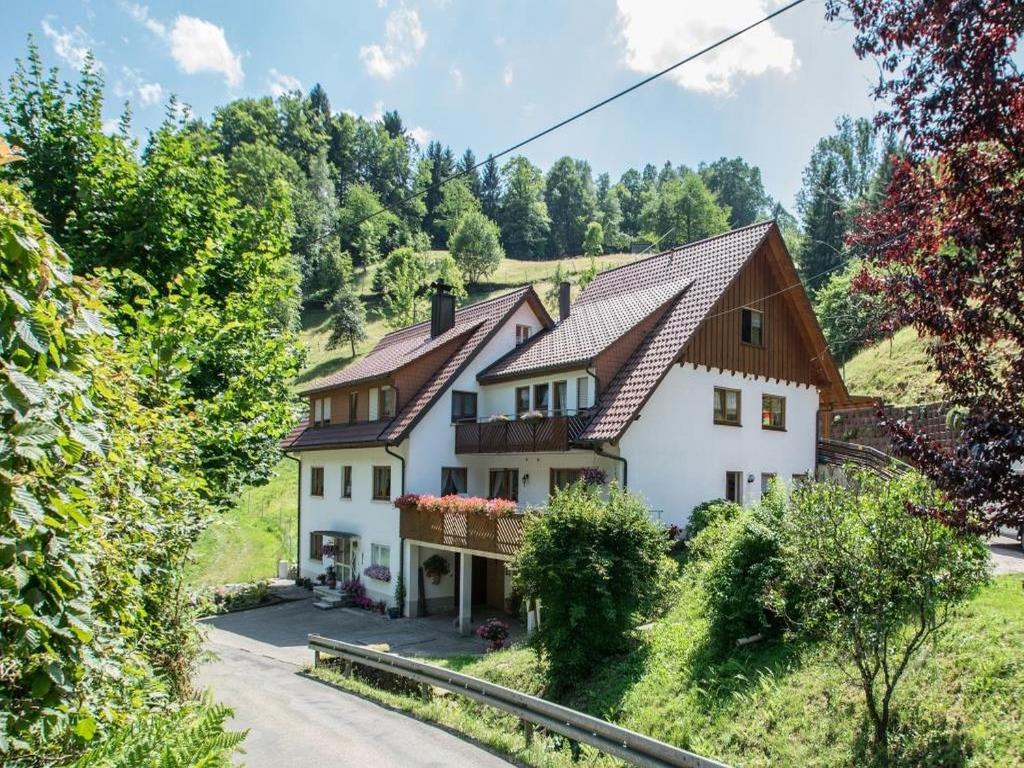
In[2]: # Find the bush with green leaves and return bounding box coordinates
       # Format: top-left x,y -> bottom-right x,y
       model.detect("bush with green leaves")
780,470 -> 990,766
512,483 -> 674,690
686,485 -> 789,650
683,498 -> 741,540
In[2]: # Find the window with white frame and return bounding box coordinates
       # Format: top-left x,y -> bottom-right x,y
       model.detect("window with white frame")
313,397 -> 331,427
576,376 -> 590,409
515,324 -> 532,346
371,543 -> 390,568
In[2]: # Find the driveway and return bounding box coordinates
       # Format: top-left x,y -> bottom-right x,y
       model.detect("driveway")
199,637 -> 512,768
199,598 -> 516,767
202,596 -> 524,666
990,533 -> 1024,575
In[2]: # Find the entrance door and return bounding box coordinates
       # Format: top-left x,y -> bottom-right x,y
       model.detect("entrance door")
472,555 -> 488,604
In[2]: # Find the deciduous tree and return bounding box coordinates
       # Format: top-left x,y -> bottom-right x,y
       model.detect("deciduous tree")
827,0 -> 1024,531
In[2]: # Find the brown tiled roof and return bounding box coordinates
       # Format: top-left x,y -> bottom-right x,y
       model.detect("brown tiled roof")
579,221 -> 775,442
285,287 -> 552,451
477,276 -> 693,382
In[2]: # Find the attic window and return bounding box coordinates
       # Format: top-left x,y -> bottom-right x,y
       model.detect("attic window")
515,324 -> 532,347
313,397 -> 331,428
741,308 -> 764,346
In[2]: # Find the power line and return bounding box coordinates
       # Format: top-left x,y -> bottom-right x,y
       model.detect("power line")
313,0 -> 810,246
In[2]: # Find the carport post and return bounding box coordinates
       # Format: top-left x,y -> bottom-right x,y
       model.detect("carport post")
457,551 -> 472,636
403,540 -> 420,617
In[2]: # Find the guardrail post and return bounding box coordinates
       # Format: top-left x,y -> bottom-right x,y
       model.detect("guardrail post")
314,649 -> 320,668
522,719 -> 534,747
344,659 -> 353,678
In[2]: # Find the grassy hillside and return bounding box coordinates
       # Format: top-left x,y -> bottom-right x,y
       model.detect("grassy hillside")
315,574 -> 1024,767
187,458 -> 297,586
842,327 -> 942,404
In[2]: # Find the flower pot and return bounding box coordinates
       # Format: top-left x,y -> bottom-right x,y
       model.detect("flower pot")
387,606 -> 401,619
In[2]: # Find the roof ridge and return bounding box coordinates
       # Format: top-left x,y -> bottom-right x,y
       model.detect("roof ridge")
377,284 -> 533,343
581,219 -> 777,289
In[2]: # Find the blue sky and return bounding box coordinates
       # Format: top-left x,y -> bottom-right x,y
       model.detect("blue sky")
1,0 -> 880,211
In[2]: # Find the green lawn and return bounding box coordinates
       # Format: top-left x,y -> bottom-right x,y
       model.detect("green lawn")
842,327 -> 942,404
187,458 -> 297,586
313,575 -> 1024,768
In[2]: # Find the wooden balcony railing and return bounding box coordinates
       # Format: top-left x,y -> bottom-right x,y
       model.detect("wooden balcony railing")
399,508 -> 525,556
454,411 -> 591,454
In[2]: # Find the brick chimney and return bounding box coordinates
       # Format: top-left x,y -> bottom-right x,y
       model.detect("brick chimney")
430,279 -> 455,338
558,281 -> 571,322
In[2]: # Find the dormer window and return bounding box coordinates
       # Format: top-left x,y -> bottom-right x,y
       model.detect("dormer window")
313,397 -> 331,427
741,308 -> 764,346
515,324 -> 532,347
348,392 -> 358,424
380,386 -> 396,419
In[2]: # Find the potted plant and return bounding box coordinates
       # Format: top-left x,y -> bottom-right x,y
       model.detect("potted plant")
422,554 -> 450,584
521,409 -> 545,421
475,618 -> 510,652
363,564 -> 392,582
389,573 -> 405,619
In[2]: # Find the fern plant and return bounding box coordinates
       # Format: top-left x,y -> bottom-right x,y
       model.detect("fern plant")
71,700 -> 246,768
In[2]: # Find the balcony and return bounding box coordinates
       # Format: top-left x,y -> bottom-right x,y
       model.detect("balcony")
399,507 -> 525,556
454,410 -> 591,454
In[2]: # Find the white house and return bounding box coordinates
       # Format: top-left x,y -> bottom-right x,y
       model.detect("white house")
281,221 -> 849,632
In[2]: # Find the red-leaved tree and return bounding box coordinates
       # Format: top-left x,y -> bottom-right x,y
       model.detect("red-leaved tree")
826,0 -> 1024,532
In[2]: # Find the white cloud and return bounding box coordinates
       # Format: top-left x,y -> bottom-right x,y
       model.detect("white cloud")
102,117 -> 120,135
267,68 -> 301,97
502,65 -> 514,86
123,5 -> 243,87
408,126 -> 431,145
367,101 -> 385,122
123,3 -> 167,38
359,7 -> 426,80
41,19 -> 95,70
137,82 -> 164,105
169,15 -> 244,87
449,65 -> 464,91
615,0 -> 797,96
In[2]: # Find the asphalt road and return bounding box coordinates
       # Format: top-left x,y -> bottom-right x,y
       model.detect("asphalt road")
199,635 -> 513,768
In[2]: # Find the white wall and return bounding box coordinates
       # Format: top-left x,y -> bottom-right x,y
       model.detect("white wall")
298,445 -> 407,604
619,363 -> 818,527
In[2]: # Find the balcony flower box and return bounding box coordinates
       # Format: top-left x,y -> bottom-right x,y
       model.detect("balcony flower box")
394,493 -> 517,519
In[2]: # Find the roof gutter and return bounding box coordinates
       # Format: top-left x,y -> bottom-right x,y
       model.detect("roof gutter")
593,444 -> 627,488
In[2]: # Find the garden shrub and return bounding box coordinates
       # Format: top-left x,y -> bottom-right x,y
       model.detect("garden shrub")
687,484 -> 790,650
684,498 -> 741,540
512,482 -> 675,691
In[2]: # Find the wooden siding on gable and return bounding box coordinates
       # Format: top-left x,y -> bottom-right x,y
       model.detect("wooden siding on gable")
680,244 -> 830,389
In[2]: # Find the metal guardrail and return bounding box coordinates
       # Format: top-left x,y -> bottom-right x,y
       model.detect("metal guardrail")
308,634 -> 730,768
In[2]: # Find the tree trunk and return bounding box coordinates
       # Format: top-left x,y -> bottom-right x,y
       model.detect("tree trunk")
350,338 -> 355,357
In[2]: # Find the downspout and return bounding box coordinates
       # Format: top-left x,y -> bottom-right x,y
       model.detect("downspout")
384,442 -> 407,616
284,452 -> 301,582
593,443 -> 627,488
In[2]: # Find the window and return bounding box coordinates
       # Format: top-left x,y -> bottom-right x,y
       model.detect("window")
550,468 -> 582,494
341,466 -> 352,499
725,471 -> 743,504
515,324 -> 532,346
313,397 -> 331,427
515,386 -> 530,416
533,383 -> 550,413
762,394 -> 786,430
552,380 -> 567,414
713,387 -> 742,425
441,466 -> 468,495
310,466 -> 324,497
380,386 -> 396,419
488,469 -> 519,501
371,543 -> 391,568
576,376 -> 590,409
451,391 -> 478,422
761,472 -> 777,496
348,392 -> 358,424
372,466 -> 391,500
310,532 -> 324,561
741,307 -> 764,346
